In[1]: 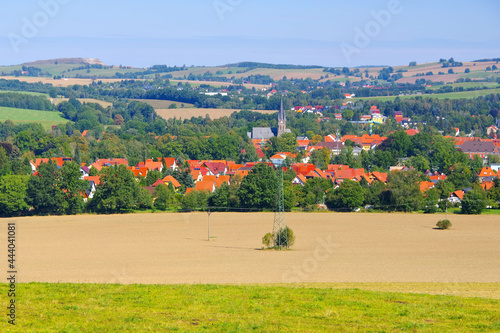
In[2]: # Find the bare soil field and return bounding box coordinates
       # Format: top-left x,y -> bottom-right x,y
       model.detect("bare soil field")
2,213 -> 499,285
157,108 -> 275,119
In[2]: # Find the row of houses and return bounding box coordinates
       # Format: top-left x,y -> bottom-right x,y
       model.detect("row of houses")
29,155 -> 500,206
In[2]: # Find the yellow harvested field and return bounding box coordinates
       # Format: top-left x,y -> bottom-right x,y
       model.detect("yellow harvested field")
157,108 -> 275,119
3,213 -> 499,287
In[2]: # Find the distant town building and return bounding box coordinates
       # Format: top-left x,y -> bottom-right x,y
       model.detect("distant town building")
248,96 -> 291,139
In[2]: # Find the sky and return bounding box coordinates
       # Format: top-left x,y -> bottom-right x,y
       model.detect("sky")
0,0 -> 499,68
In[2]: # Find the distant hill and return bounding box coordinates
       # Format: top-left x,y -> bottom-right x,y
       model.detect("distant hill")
223,62 -> 323,70
21,58 -> 104,66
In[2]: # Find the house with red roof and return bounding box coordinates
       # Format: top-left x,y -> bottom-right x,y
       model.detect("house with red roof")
296,140 -> 311,149
162,157 -> 177,170
90,158 -> 128,171
448,190 -> 465,204
324,134 -> 337,142
369,106 -> 380,114
333,168 -> 365,181
290,163 -> 316,176
405,128 -> 420,136
128,166 -> 148,178
162,175 -> 182,189
270,152 -> 296,166
429,172 -> 447,184
481,181 -> 495,191
138,159 -> 163,172
420,181 -> 435,192
83,176 -> 102,200
30,157 -> 73,173
203,161 -> 227,176
194,181 -> 216,193
478,167 -> 498,182
305,168 -> 329,179
292,174 -> 308,186
234,169 -> 251,179
190,170 -> 204,183
215,175 -> 230,188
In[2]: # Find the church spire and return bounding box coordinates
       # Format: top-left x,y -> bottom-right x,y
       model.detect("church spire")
277,94 -> 286,137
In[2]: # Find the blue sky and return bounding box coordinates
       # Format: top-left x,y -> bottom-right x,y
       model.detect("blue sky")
1,0 -> 499,67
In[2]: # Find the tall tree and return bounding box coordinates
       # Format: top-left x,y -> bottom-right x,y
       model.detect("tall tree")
238,163 -> 278,210
0,175 -> 30,216
26,162 -> 66,215
461,189 -> 487,214
326,179 -> 364,211
154,183 -> 177,211
89,164 -> 147,213
60,162 -> 88,214
384,170 -> 423,212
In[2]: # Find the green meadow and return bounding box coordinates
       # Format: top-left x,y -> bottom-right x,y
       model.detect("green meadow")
425,82 -> 498,90
1,283 -> 498,332
0,90 -> 48,97
0,107 -> 69,130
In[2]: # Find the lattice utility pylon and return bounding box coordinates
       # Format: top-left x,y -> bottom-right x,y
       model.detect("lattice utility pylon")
272,167 -> 287,249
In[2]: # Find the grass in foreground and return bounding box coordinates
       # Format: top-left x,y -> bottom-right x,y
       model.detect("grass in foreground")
1,283 -> 498,332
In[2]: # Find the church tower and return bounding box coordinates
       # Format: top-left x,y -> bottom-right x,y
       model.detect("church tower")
277,95 -> 286,137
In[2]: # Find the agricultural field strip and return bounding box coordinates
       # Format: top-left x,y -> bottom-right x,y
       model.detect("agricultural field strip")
3,213 -> 498,285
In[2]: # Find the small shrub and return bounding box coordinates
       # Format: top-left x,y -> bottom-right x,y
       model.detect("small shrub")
262,233 -> 272,247
275,227 -> 295,248
262,227 -> 295,249
436,219 -> 452,230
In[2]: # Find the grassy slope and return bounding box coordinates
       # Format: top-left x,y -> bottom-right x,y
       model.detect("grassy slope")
354,87 -> 500,102
426,82 -> 498,90
1,283 -> 498,332
0,90 -> 48,97
0,107 -> 69,130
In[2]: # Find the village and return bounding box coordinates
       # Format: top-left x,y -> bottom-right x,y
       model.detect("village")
29,125 -> 500,209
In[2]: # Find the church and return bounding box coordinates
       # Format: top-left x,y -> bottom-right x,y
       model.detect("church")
247,97 -> 291,140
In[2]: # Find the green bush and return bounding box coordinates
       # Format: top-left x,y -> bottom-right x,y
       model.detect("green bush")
262,227 -> 295,249
262,233 -> 272,247
436,219 -> 452,230
460,190 -> 486,214
275,227 -> 295,248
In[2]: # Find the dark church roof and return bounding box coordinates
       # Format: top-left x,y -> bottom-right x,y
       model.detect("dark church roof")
248,95 -> 290,139
249,127 -> 277,140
